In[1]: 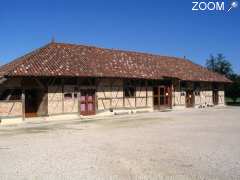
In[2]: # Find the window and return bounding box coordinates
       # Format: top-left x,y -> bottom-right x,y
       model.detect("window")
64,87 -> 78,100
64,93 -> 73,100
124,87 -> 135,98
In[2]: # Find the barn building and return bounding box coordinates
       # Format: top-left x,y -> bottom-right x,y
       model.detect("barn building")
0,42 -> 231,120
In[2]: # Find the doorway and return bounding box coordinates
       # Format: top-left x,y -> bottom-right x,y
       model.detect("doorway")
25,89 -> 44,117
186,90 -> 195,107
153,86 -> 172,110
80,89 -> 96,116
213,90 -> 219,105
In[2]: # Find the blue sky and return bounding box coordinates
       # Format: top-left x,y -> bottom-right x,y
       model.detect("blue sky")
0,0 -> 239,73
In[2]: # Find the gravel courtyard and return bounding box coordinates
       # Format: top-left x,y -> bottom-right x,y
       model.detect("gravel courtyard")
0,107 -> 240,180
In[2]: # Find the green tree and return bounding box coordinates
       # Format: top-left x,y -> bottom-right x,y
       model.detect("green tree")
206,54 -> 233,77
206,54 -> 240,104
206,54 -> 217,72
225,74 -> 240,103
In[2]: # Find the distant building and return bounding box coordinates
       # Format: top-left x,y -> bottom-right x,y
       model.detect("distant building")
0,42 -> 230,120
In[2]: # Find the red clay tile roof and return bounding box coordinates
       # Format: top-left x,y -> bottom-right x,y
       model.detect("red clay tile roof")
0,42 -> 231,82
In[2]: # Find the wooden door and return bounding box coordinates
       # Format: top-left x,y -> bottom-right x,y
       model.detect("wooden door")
213,90 -> 219,105
186,90 -> 194,108
80,89 -> 96,116
153,86 -> 172,110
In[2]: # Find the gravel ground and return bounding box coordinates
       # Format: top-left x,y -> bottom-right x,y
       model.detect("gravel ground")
0,107 -> 240,180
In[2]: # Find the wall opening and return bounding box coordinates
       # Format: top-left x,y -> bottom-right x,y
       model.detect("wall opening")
25,89 -> 46,118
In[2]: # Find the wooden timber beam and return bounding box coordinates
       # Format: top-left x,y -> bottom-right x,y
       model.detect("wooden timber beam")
22,89 -> 25,121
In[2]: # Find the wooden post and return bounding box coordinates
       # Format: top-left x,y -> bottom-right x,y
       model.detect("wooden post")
170,84 -> 172,108
135,86 -> 137,108
158,86 -> 160,109
145,80 -> 148,107
94,78 -> 97,114
95,89 -> 97,114
110,79 -> 113,109
123,81 -> 125,108
77,78 -> 81,115
61,79 -> 64,113
22,89 -> 25,121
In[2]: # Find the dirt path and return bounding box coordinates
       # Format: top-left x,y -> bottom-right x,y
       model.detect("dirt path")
0,107 -> 240,180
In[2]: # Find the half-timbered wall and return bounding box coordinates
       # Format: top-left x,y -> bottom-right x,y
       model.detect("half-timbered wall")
172,92 -> 186,106
172,79 -> 186,106
97,79 -> 153,111
37,91 -> 48,116
63,86 -> 78,113
0,101 -> 22,117
0,77 -> 227,120
0,84 -> 23,117
195,91 -> 213,106
172,80 -> 225,107
48,85 -> 78,115
97,79 -> 124,110
218,91 -> 225,105
48,86 -> 63,114
218,84 -> 225,105
146,87 -> 153,107
125,87 -> 153,108
195,83 -> 213,106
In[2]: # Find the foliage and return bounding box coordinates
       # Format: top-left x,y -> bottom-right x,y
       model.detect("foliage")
225,74 -> 240,103
206,54 -> 233,77
206,54 -> 240,104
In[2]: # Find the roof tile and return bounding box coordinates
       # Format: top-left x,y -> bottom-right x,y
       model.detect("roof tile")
0,42 -> 231,83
